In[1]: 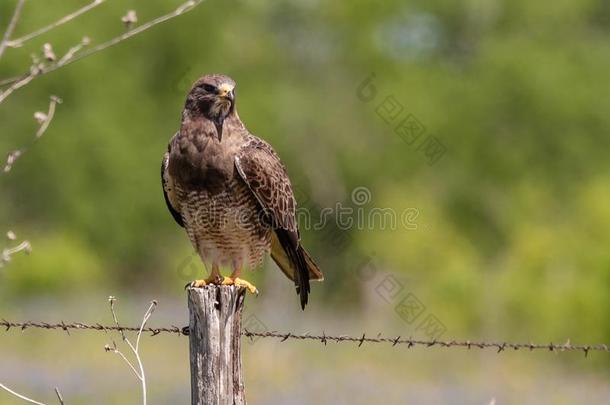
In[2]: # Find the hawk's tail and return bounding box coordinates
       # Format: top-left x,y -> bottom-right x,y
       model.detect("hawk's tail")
271,231 -> 324,310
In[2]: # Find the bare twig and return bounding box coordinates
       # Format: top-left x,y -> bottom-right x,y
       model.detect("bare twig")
0,0 -> 204,99
34,95 -> 61,138
1,231 -> 31,268
0,382 -> 47,405
136,301 -> 157,352
0,73 -> 25,87
6,0 -> 105,48
105,297 -> 157,405
0,382 -> 65,404
0,61 -> 40,104
53,388 -> 64,405
0,0 -> 25,61
0,37 -> 88,105
105,341 -> 141,379
3,95 -> 61,173
58,36 -> 90,65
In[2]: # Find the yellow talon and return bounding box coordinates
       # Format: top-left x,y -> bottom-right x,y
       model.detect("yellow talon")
186,279 -> 207,289
233,277 -> 259,295
219,276 -> 258,295
221,277 -> 235,286
186,274 -> 224,289
186,276 -> 258,295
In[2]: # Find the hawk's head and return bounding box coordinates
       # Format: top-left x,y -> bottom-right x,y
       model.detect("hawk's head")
185,74 -> 236,138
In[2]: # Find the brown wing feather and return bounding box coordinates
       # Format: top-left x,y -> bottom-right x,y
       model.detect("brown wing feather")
235,136 -> 323,309
162,137 -> 184,228
234,137 -> 297,232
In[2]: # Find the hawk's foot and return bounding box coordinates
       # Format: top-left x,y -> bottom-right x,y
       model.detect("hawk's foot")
185,279 -> 207,289
185,274 -> 225,289
221,277 -> 259,295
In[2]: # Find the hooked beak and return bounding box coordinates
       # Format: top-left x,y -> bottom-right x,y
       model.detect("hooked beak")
218,83 -> 235,101
212,83 -> 235,142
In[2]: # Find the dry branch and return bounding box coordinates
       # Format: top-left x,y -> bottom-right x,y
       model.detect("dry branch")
0,0 -> 204,102
0,383 -> 47,405
6,0 -> 105,49
105,296 -> 157,405
54,388 -> 64,405
0,0 -> 25,61
0,231 -> 31,268
0,383 -> 63,405
3,95 -> 61,173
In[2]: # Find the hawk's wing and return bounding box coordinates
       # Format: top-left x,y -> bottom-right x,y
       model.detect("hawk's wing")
162,135 -> 184,228
235,136 -> 323,309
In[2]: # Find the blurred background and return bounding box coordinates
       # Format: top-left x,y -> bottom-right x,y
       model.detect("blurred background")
1,0 -> 610,403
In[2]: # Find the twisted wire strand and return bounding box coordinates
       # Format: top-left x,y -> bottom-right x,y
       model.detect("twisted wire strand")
1,319 -> 608,357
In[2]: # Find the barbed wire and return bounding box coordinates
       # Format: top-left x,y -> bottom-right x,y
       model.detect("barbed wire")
0,319 -> 184,336
1,319 -> 608,357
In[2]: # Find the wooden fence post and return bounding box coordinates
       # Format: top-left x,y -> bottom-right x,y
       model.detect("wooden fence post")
187,285 -> 247,405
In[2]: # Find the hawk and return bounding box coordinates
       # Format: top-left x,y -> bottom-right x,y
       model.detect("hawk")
162,74 -> 324,309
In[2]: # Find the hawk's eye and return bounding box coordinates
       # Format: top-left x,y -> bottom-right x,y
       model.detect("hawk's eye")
201,84 -> 217,93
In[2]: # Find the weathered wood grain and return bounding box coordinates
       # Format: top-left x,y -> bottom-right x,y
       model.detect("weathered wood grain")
187,285 -> 247,405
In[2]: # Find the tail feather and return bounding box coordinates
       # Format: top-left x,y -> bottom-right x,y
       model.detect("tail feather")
301,247 -> 324,281
271,231 -> 324,309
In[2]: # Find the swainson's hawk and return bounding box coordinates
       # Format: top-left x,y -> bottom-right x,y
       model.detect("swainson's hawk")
162,74 -> 323,309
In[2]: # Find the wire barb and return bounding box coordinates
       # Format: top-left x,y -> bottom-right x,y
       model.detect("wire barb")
0,319 -> 609,356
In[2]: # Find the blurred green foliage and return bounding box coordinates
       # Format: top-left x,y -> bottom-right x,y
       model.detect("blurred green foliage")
1,0 -> 610,348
